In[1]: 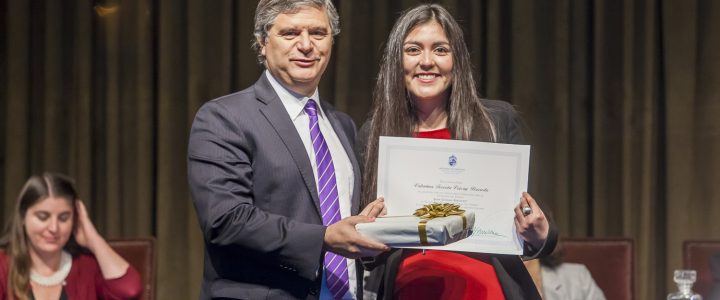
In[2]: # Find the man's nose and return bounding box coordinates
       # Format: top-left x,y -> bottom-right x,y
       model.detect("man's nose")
297,32 -> 313,54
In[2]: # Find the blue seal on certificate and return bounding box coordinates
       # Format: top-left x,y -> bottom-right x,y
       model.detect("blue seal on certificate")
448,155 -> 458,167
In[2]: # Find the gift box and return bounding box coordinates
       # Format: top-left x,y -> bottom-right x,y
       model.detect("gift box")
355,203 -> 475,247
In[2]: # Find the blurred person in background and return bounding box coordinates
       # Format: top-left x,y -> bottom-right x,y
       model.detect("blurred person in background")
523,246 -> 606,300
0,172 -> 142,300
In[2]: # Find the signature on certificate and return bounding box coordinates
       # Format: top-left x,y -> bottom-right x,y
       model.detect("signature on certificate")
469,227 -> 505,238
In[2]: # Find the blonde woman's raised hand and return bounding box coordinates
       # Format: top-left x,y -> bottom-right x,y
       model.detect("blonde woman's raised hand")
74,200 -> 102,251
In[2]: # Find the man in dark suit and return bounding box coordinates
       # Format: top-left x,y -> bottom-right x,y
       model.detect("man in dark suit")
187,1 -> 388,299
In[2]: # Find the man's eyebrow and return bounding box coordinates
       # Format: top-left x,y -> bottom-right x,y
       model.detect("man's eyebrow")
276,26 -> 299,32
308,26 -> 329,32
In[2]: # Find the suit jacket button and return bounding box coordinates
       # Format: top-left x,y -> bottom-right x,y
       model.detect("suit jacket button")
309,288 -> 318,295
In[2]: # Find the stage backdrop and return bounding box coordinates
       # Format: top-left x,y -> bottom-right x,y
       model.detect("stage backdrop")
2,0 -> 719,299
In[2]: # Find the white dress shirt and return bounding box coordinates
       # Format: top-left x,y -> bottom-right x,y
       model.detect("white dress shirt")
265,71 -> 357,299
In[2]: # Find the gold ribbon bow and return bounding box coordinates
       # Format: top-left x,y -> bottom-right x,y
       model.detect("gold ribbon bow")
413,203 -> 468,245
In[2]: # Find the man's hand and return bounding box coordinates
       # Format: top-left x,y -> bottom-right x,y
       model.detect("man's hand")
359,197 -> 387,218
324,215 -> 389,259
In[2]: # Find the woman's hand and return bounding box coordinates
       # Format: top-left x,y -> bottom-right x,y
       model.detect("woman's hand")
73,200 -> 133,281
74,200 -> 101,251
514,192 -> 549,249
360,197 -> 387,218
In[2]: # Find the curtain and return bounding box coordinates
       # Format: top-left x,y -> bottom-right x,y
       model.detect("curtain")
663,0 -> 720,294
2,0 -> 718,299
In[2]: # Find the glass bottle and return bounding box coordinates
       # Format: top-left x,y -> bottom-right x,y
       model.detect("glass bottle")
667,270 -> 703,300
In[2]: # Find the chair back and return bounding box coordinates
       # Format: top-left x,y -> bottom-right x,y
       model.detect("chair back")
108,237 -> 156,300
683,240 -> 720,298
561,238 -> 633,300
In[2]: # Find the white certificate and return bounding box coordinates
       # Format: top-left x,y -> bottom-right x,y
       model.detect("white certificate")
377,136 -> 530,255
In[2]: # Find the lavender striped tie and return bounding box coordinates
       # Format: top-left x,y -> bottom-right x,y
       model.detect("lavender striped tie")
304,99 -> 349,300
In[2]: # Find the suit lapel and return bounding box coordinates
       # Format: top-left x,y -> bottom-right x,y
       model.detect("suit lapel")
324,105 -> 361,215
255,76 -> 323,217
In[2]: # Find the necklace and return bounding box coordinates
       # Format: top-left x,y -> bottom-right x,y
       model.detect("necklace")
30,251 -> 72,286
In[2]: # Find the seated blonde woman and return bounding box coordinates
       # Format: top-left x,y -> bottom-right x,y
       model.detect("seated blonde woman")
0,172 -> 142,300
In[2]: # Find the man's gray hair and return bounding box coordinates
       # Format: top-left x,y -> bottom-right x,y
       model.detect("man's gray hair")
252,0 -> 340,65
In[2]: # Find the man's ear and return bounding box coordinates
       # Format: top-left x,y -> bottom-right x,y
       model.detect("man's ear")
257,37 -> 266,56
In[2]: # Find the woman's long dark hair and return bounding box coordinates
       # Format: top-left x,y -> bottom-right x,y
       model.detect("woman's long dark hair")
0,173 -> 82,300
361,4 -> 496,206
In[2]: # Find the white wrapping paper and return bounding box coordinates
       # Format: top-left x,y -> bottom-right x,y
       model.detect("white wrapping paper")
355,212 -> 475,247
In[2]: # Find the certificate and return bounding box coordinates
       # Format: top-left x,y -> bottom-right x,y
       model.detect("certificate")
377,136 -> 530,255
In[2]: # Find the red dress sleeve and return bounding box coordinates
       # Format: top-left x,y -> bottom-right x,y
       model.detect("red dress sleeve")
66,254 -> 142,300
95,264 -> 143,300
0,251 -> 9,300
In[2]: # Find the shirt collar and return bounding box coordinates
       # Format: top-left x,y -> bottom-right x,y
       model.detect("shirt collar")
264,70 -> 323,121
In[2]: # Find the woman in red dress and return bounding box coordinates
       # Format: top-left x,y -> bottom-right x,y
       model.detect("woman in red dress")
0,173 -> 142,300
357,4 -> 558,300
